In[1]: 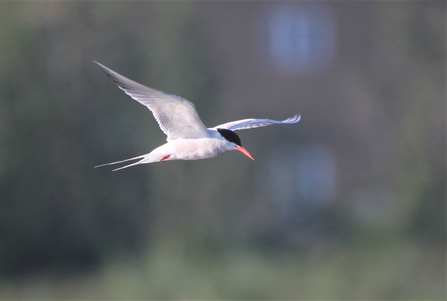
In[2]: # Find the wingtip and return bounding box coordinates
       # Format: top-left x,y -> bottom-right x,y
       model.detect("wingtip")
93,60 -> 107,70
286,114 -> 301,123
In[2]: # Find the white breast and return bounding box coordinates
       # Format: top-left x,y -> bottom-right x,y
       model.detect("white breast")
166,137 -> 232,160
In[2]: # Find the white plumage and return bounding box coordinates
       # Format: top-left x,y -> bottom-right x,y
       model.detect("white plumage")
94,62 -> 301,171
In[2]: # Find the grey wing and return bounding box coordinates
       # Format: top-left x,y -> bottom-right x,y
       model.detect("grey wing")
95,61 -> 209,142
213,114 -> 301,131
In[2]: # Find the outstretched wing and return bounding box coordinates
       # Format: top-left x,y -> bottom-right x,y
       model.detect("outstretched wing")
95,61 -> 209,142
213,114 -> 301,131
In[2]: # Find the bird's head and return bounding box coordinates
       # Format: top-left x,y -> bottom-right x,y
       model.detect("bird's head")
217,128 -> 254,160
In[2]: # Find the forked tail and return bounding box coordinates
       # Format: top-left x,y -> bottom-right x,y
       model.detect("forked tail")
94,154 -> 146,171
94,151 -> 164,171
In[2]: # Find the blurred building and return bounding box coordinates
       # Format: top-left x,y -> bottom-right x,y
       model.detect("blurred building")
197,2 -> 400,229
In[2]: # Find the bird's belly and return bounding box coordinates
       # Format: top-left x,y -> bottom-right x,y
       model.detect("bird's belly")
169,138 -> 227,160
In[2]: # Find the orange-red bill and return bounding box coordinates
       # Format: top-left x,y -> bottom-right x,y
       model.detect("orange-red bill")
236,146 -> 254,160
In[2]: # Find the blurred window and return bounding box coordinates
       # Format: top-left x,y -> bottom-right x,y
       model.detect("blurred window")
261,3 -> 336,75
266,142 -> 337,217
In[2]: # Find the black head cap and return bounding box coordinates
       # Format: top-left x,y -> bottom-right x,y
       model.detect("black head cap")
217,128 -> 242,146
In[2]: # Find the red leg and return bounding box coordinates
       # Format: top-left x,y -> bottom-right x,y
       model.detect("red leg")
160,154 -> 171,161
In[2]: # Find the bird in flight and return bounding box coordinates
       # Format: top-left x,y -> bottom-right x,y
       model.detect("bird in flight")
94,62 -> 301,171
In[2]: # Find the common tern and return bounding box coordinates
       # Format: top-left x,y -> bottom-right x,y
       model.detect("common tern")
94,62 -> 301,171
